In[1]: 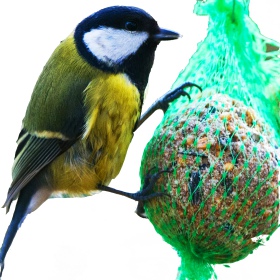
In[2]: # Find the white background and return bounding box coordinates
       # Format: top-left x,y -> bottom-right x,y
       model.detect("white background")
0,1 -> 280,279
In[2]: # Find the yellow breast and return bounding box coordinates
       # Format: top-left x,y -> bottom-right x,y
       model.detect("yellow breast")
50,72 -> 141,197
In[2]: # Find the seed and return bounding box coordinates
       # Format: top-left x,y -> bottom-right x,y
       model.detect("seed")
224,162 -> 234,171
263,209 -> 272,219
186,135 -> 195,146
246,108 -> 256,126
251,133 -> 261,143
220,112 -> 232,121
219,136 -> 229,147
197,137 -> 208,150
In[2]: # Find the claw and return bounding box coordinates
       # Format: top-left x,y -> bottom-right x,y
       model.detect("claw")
158,82 -> 202,112
142,168 -> 172,194
135,201 -> 147,218
135,82 -> 202,130
135,168 -> 172,218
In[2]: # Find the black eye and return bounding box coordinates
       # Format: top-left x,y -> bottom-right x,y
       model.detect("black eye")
125,21 -> 138,31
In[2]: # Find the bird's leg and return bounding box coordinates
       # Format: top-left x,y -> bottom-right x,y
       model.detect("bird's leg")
98,168 -> 171,203
134,82 -> 202,130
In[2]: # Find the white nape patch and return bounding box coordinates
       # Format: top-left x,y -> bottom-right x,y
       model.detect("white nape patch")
83,27 -> 149,66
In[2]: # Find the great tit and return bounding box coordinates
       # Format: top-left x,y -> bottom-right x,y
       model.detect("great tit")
0,5 -> 198,277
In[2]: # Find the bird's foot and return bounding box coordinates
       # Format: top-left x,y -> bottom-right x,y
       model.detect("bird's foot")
157,82 -> 202,112
135,82 -> 202,130
135,168 -> 172,218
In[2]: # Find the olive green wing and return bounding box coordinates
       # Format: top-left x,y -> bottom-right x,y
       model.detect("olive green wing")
3,130 -> 77,212
3,91 -> 87,211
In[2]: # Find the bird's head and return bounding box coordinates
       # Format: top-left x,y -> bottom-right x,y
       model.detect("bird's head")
74,6 -> 180,90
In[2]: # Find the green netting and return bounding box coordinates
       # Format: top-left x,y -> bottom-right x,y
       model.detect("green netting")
172,0 -> 280,142
140,1 -> 280,279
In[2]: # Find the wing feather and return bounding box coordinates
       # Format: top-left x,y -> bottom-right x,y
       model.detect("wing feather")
3,129 -> 75,210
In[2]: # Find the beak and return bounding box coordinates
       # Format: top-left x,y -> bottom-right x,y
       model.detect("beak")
153,28 -> 181,41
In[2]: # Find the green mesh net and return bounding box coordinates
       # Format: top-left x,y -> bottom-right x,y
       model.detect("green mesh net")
140,1 -> 280,279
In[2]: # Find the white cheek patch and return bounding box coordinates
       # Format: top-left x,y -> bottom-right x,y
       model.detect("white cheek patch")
83,27 -> 149,66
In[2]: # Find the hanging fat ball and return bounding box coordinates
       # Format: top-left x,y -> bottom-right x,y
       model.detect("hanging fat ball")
140,92 -> 279,279
138,0 -> 280,279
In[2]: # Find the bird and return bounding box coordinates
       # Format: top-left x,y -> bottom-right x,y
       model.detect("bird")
0,5 -> 199,277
